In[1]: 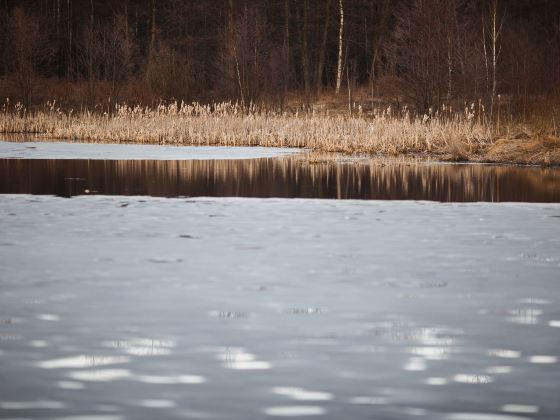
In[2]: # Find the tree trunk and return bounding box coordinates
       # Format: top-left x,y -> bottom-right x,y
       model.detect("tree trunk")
482,16 -> 489,97
369,0 -> 391,90
335,0 -> 344,94
282,0 -> 290,107
489,0 -> 504,118
124,0 -> 128,44
300,0 -> 310,98
87,0 -> 95,104
150,0 -> 156,58
67,0 -> 72,80
447,33 -> 452,101
316,0 -> 332,93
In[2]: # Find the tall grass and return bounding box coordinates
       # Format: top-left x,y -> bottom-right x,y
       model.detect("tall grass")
0,99 -> 493,156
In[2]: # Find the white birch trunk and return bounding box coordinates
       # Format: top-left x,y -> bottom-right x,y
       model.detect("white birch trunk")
335,0 -> 344,94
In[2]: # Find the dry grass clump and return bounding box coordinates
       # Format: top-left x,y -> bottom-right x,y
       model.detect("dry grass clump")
485,135 -> 560,166
1,99 -> 494,157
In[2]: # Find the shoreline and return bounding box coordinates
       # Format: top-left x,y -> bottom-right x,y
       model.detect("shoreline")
1,136 -> 558,169
1,103 -> 558,167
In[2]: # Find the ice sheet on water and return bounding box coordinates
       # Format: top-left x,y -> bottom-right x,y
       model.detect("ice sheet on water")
0,141 -> 300,160
1,195 -> 559,419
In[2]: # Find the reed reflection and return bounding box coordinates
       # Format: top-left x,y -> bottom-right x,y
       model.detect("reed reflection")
1,158 -> 559,202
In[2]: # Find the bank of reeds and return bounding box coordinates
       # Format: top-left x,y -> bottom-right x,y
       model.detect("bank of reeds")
1,100 -> 495,158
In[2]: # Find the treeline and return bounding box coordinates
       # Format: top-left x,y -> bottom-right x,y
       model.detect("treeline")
0,0 -> 559,113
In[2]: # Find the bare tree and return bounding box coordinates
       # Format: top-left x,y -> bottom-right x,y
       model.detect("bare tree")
335,0 -> 344,94
298,0 -> 311,99
369,0 -> 392,107
316,0 -> 332,93
282,0 -> 291,105
7,8 -> 42,108
485,0 -> 505,117
219,4 -> 272,106
83,14 -> 134,108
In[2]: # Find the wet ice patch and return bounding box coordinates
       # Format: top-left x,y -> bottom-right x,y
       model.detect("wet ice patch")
501,404 -> 539,414
55,416 -> 124,420
349,396 -> 388,405
36,355 -> 130,369
0,400 -> 65,410
284,307 -> 322,315
446,414 -> 532,420
139,399 -> 176,408
487,349 -> 521,359
416,327 -> 458,347
528,355 -> 557,364
517,298 -> 550,305
507,309 -> 542,325
409,346 -> 451,360
37,314 -> 60,321
30,340 -> 49,348
403,408 -> 427,416
453,374 -> 493,384
0,142 -> 298,160
227,360 -> 272,370
68,369 -> 131,382
425,377 -> 448,386
57,380 -> 85,390
271,387 -> 332,401
208,310 -> 250,319
264,406 -> 326,416
403,357 -> 427,371
104,338 -> 174,356
133,374 -> 205,384
216,347 -> 272,370
486,366 -> 513,374
148,257 -> 183,264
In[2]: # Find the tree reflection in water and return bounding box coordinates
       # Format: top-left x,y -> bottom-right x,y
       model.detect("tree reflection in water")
1,157 -> 559,202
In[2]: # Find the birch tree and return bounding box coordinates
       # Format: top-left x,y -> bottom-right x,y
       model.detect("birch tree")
335,0 -> 344,94
487,0 -> 505,118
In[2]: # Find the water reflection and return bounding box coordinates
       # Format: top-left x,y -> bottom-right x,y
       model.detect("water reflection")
1,157 -> 560,201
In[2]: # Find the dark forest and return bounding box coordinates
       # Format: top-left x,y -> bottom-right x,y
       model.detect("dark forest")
0,0 -> 559,113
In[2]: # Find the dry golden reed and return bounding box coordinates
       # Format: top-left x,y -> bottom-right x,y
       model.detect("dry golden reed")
0,100 -> 493,156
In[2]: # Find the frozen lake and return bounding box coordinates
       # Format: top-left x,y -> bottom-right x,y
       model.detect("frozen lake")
1,195 -> 560,419
0,141 -> 299,160
1,140 -> 559,419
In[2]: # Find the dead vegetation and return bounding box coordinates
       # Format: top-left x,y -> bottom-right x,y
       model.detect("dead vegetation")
0,99 -> 491,154
1,98 -> 558,166
484,135 -> 560,166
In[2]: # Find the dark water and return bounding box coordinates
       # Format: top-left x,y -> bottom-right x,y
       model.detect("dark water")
1,157 -> 560,201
